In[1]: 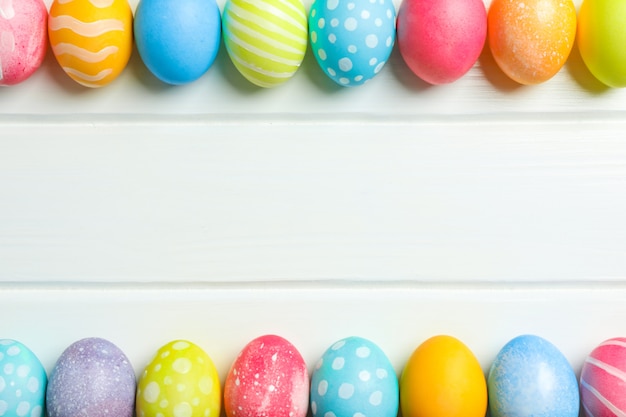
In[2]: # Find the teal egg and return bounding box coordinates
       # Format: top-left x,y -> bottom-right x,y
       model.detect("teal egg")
0,339 -> 47,417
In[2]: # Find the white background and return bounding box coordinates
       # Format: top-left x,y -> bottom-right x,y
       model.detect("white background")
1,0 -> 626,414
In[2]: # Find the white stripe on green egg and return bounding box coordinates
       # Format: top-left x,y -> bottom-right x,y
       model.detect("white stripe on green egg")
223,0 -> 308,88
309,0 -> 396,86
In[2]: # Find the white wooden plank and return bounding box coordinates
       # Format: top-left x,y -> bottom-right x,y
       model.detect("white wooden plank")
1,122 -> 625,283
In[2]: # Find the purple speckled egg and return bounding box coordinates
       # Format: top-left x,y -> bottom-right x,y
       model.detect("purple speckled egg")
46,337 -> 136,417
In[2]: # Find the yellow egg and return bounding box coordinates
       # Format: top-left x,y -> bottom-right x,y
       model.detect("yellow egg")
136,340 -> 221,417
400,335 -> 487,417
48,0 -> 133,88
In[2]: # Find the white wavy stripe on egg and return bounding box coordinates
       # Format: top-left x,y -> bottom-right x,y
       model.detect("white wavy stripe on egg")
223,0 -> 307,87
49,15 -> 125,37
56,0 -> 116,7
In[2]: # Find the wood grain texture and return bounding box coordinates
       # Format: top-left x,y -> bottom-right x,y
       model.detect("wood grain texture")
0,122 -> 624,282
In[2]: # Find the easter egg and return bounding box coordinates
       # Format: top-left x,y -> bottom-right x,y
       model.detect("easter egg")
0,339 -> 47,417
310,336 -> 398,417
578,0 -> 626,87
309,0 -> 396,87
134,0 -> 221,85
580,337 -> 626,417
48,0 -> 133,88
488,335 -> 579,417
46,337 -> 136,417
0,0 -> 48,86
487,0 -> 576,85
400,335 -> 487,417
136,340 -> 221,417
224,335 -> 309,417
396,0 -> 486,85
222,0 -> 307,88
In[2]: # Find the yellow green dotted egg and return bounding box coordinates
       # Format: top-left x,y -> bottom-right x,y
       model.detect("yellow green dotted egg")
136,340 -> 221,417
222,0 -> 308,88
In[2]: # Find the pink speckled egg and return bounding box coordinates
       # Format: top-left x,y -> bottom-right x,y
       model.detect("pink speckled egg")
580,338 -> 626,417
0,0 -> 47,86
397,0 -> 486,85
224,335 -> 309,417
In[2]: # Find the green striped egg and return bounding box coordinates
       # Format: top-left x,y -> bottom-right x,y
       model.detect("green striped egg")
222,0 -> 308,88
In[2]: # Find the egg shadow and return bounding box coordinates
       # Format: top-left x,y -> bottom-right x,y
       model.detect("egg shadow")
127,46 -> 180,93
41,48 -> 98,96
478,41 -> 523,93
565,38 -> 611,94
387,43 -> 434,92
301,44 -> 348,94
215,37 -> 272,96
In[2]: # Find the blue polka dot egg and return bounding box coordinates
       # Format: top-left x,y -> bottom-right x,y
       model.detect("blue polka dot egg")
310,336 -> 398,417
309,0 -> 396,86
0,339 -> 47,417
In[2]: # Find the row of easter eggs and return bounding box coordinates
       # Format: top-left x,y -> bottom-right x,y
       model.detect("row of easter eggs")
1,334 -> 625,417
1,0 -> 626,89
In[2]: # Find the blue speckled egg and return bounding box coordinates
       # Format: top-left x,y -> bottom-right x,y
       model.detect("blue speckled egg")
0,339 -> 47,417
488,335 -> 579,417
309,0 -> 396,87
310,336 -> 398,417
134,0 -> 221,85
46,338 -> 136,417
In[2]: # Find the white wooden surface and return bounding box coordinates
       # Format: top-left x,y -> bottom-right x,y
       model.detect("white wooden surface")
1,1 -> 626,412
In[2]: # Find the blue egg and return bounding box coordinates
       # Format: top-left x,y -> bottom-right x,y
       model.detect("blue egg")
0,339 -> 47,417
488,335 -> 579,417
134,0 -> 221,85
308,0 -> 396,87
310,336 -> 398,417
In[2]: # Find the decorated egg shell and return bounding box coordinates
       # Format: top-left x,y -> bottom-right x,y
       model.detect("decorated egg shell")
0,0 -> 48,86
136,340 -> 221,417
488,334 -> 579,417
224,335 -> 309,417
0,339 -> 47,417
48,0 -> 133,88
134,0 -> 221,85
580,337 -> 626,417
487,0 -> 576,85
396,0 -> 486,85
309,0 -> 396,87
46,337 -> 136,417
222,0 -> 308,88
578,0 -> 626,87
310,336 -> 398,417
400,335 -> 487,417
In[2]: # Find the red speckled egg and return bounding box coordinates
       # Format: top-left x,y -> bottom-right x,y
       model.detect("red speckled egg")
580,338 -> 626,417
224,335 -> 309,417
487,0 -> 576,85
397,0 -> 487,85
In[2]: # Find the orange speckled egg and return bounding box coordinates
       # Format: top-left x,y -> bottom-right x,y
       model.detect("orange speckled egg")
487,0 -> 576,85
49,0 -> 133,88
400,335 -> 487,417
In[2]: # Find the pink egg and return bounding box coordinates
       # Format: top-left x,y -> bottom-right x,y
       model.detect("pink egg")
0,0 -> 47,86
224,335 -> 309,417
397,0 -> 486,85
580,338 -> 626,417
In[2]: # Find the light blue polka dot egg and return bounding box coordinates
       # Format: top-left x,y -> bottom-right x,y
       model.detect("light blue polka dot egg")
309,0 -> 396,87
310,336 -> 398,417
0,339 -> 47,417
488,334 -> 579,417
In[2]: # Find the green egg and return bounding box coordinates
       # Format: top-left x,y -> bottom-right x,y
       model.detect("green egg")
222,0 -> 308,88
578,0 -> 626,87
